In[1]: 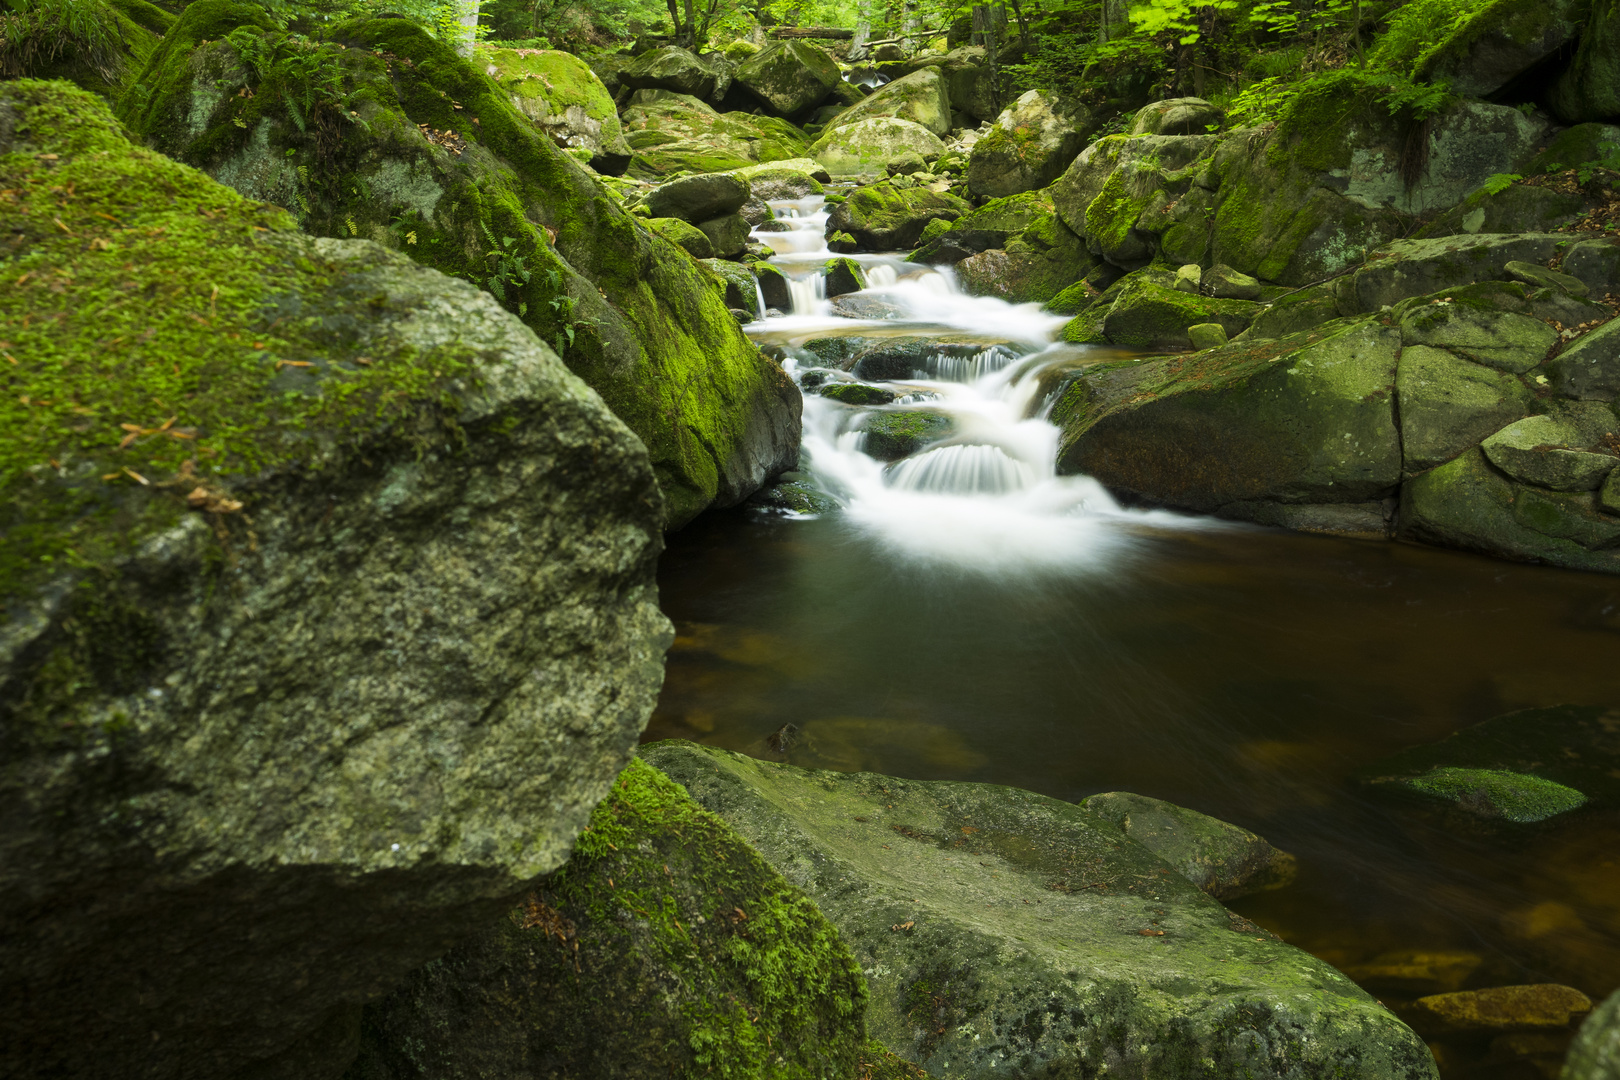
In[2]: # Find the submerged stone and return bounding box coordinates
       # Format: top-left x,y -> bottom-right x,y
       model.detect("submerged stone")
858,411 -> 955,461
1380,767 -> 1589,823
1344,950 -> 1485,997
641,742 -> 1439,1080
1405,984 -> 1593,1035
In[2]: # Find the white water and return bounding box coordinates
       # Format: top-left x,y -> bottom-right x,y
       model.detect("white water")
747,194 -> 1212,573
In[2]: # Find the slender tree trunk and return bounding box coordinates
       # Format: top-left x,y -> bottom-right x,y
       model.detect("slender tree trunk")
682,0 -> 696,47
456,0 -> 479,57
850,0 -> 872,60
901,0 -> 919,53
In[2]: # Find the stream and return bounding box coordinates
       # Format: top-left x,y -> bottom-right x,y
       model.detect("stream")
647,192 -> 1620,1075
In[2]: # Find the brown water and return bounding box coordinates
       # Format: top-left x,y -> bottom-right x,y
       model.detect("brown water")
646,509 -> 1620,1077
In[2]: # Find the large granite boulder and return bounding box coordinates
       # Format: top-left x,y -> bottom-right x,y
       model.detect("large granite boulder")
1410,0 -> 1588,98
905,45 -> 1001,121
1131,96 -> 1223,135
618,44 -> 729,101
967,89 -> 1096,199
810,116 -> 946,176
620,88 -> 811,177
1081,792 -> 1297,901
826,180 -> 972,250
0,79 -> 671,1080
479,45 -> 631,173
1050,132 -> 1223,269
347,759 -> 868,1080
642,742 -> 1439,1080
734,38 -> 843,116
1550,0 -> 1620,124
119,8 -> 801,527
821,67 -> 952,137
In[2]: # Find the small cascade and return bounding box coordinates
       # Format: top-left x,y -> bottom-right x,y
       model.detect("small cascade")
918,346 -> 1018,382
787,273 -> 825,316
885,444 -> 1042,495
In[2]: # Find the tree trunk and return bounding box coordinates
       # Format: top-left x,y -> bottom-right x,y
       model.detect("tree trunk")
455,0 -> 479,58
849,0 -> 872,59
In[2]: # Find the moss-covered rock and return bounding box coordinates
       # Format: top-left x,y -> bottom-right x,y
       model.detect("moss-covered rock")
909,189 -> 1054,264
118,7 -> 800,527
1081,791 -> 1296,901
858,410 -> 954,460
902,46 -> 1000,122
1055,318 -> 1402,516
819,381 -> 898,405
1550,0 -> 1620,123
734,39 -> 842,116
967,88 -> 1097,197
1051,132 -> 1221,269
619,44 -> 728,101
1564,236 -> 1620,298
1100,277 -> 1262,349
0,0 -> 171,102
697,211 -> 750,257
1349,233 -> 1568,311
620,88 -> 810,178
823,255 -> 868,297
1378,768 -> 1589,823
701,257 -> 764,318
1414,181 -> 1589,239
1566,987 -> 1620,1080
1544,318 -> 1620,399
477,44 -> 630,173
1398,295 -> 1558,371
810,116 -> 946,177
826,179 -> 970,250
1411,0 -> 1587,98
821,67 -> 951,137
1481,413 -> 1620,489
646,215 -> 715,257
1,78 -> 671,1080
646,171 -> 750,222
642,741 -> 1439,1080
1130,96 -> 1222,136
348,758 -> 868,1080
1395,345 -> 1533,474
750,470 -> 840,514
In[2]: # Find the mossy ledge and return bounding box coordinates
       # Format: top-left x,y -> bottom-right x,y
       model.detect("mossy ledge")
349,758 -> 870,1080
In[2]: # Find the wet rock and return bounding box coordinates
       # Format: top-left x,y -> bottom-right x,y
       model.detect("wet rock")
811,117 -> 947,177
821,67 -> 952,137
754,262 -> 791,311
1564,988 -> 1620,1080
828,229 -> 860,253
831,293 -> 909,319
646,215 -> 714,258
824,256 -> 869,298
848,337 -> 1018,380
1202,263 -> 1262,300
480,46 -> 631,174
1344,951 -> 1485,996
1132,97 -> 1224,136
736,164 -> 826,200
1482,415 -> 1620,491
348,760 -> 867,1079
1405,985 -> 1592,1036
1397,298 -> 1557,373
619,45 -> 728,101
858,411 -> 955,460
1,81 -> 670,1080
734,39 -> 843,115
740,195 -> 775,226
1056,318 -> 1402,515
645,172 -> 750,223
1544,319 -> 1620,400
751,473 -> 840,514
701,258 -> 762,319
641,741 -> 1440,1080
827,180 -> 971,251
696,212 -> 750,258
966,89 -> 1094,199
1081,792 -> 1296,901
1563,238 -> 1620,299
1395,346 -> 1533,474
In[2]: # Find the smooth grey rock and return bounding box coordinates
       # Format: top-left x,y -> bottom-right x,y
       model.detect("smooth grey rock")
645,173 -> 750,223
967,89 -> 1094,199
696,212 -> 750,257
1081,791 -> 1296,901
734,39 -> 842,115
642,741 -> 1439,1080
1398,300 -> 1557,373
1504,259 -> 1589,296
1482,415 -> 1620,490
1203,263 -> 1262,300
1131,96 -> 1223,136
1396,345 -> 1533,474
1563,238 -> 1620,299
1545,319 -> 1620,400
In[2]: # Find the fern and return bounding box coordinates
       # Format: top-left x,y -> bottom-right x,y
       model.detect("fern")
1479,173 -> 1521,197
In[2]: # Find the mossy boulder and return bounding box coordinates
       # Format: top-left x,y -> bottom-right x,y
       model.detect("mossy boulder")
1375,768 -> 1589,823
1081,791 -> 1296,901
348,759 -> 868,1080
904,46 -> 1000,121
1130,96 -> 1222,136
821,67 -> 951,137
1100,277 -> 1262,349
953,214 -> 1098,305
1544,317 -> 1620,399
477,45 -> 630,174
966,89 -> 1094,199
642,741 -> 1439,1080
1566,988 -> 1620,1080
698,212 -> 750,257
1414,182 -> 1589,239
620,88 -> 810,178
825,179 -> 970,251
1550,0 -> 1620,123
702,257 -> 764,318
734,39 -> 842,116
646,215 -> 715,257
0,0 -> 172,102
1395,345 -> 1534,474
646,172 -> 750,222
1564,237 -> 1620,298
1054,318 -> 1403,519
1398,294 -> 1559,372
1348,233 -> 1567,311
1481,413 -> 1620,489
750,471 -> 841,514
619,44 -> 728,101
119,7 -> 800,527
810,116 -> 946,177
823,255 -> 868,297
0,79 -> 671,1080
1412,0 -> 1587,98
819,381 -> 898,405
1050,132 -> 1221,269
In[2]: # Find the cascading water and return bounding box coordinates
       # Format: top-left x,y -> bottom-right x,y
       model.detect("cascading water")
746,193 -> 1207,571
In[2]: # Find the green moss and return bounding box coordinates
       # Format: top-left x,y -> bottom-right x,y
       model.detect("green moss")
1398,767 -> 1588,822
0,0 -> 170,102
477,44 -> 615,122
1,79 -> 478,606
1046,281 -> 1097,316
1083,166 -> 1146,259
